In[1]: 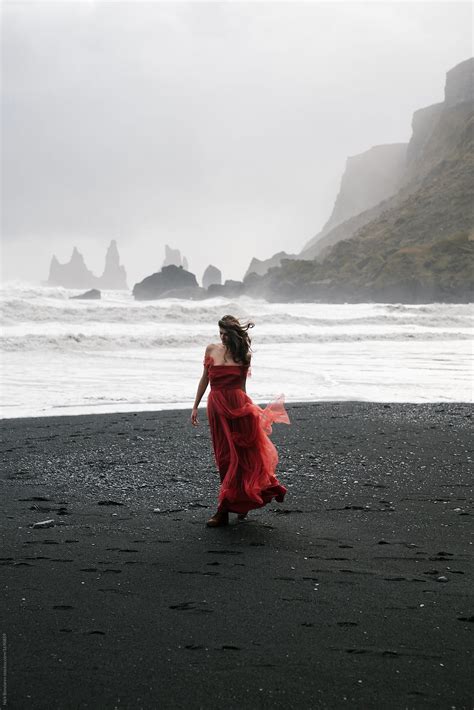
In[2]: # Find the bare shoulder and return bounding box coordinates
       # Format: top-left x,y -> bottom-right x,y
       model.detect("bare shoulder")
205,343 -> 220,355
204,343 -> 220,361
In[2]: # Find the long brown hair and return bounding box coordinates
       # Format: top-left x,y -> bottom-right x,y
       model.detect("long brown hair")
218,315 -> 254,365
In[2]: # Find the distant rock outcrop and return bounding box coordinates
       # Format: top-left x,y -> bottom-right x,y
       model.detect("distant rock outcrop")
202,264 -> 222,289
99,240 -> 128,289
162,245 -> 189,272
48,247 -> 98,289
244,252 -> 299,279
133,265 -> 201,300
69,289 -> 101,300
207,280 -> 244,297
47,241 -> 128,290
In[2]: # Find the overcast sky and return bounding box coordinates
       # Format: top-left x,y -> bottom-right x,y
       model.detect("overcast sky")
1,0 -> 471,286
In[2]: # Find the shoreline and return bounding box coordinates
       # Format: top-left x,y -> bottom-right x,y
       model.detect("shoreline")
2,401 -> 473,708
2,396 -> 473,422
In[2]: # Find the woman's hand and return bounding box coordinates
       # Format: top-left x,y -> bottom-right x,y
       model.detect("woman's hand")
191,408 -> 199,426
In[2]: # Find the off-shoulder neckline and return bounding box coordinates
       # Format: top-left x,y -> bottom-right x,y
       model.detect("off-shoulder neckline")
205,355 -> 249,368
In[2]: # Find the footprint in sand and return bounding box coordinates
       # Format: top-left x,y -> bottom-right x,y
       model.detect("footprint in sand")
169,601 -> 213,614
177,570 -> 220,577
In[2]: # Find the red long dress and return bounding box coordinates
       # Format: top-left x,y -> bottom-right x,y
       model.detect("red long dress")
204,355 -> 290,514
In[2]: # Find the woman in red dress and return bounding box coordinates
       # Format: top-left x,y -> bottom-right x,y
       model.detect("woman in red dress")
191,315 -> 290,527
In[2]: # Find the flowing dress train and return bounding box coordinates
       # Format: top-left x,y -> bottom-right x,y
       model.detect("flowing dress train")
204,355 -> 290,514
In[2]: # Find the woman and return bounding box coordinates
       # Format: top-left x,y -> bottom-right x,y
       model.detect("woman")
191,314 -> 290,527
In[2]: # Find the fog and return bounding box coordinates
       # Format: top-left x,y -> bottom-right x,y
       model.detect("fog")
1,1 -> 471,286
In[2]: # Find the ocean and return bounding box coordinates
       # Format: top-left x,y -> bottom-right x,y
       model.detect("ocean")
1,283 -> 472,418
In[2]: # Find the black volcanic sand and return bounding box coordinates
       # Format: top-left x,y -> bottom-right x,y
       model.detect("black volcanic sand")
1,402 -> 473,710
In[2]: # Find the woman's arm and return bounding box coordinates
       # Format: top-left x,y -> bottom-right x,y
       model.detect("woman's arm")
191,347 -> 211,426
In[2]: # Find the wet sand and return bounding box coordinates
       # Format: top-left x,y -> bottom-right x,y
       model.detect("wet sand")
1,402 -> 473,709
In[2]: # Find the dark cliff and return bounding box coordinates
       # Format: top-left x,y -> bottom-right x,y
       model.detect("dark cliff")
246,58 -> 474,303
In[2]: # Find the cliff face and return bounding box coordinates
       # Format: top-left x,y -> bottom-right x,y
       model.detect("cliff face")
404,103 -> 444,177
246,142 -> 408,276
445,57 -> 473,108
250,57 -> 473,281
248,58 -> 474,303
305,57 -> 474,263
47,241 -> 128,290
301,143 -> 407,258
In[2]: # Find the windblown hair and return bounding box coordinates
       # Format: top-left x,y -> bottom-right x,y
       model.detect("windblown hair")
218,315 -> 255,365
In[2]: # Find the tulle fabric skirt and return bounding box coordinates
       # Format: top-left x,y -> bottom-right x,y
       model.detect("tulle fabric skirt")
207,388 -> 290,514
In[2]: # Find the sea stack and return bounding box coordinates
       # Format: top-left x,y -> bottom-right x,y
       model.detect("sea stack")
202,264 -> 222,289
99,240 -> 128,289
48,247 -> 97,289
47,241 -> 128,290
162,245 -> 189,271
133,264 -> 203,300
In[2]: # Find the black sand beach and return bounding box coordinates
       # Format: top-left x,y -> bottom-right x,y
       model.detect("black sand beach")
1,402 -> 472,709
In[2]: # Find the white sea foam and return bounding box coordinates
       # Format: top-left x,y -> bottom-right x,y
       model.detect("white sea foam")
1,284 -> 472,417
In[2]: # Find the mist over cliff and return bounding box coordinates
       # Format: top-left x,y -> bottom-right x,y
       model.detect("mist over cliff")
244,58 -> 473,303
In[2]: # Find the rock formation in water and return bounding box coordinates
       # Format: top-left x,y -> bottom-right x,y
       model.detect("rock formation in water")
69,289 -> 101,300
162,245 -> 189,272
99,240 -> 128,289
133,264 -> 203,300
47,241 -> 128,290
202,264 -> 222,289
207,280 -> 244,297
48,247 -> 98,289
246,57 -> 474,303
